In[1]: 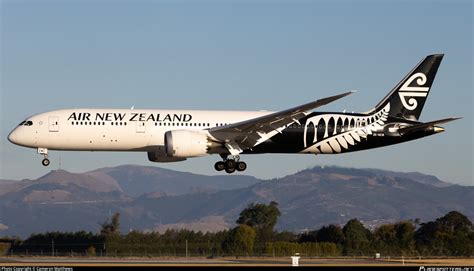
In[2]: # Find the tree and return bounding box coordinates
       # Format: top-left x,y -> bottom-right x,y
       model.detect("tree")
436,211 -> 472,234
273,231 -> 298,242
236,201 -> 281,245
374,221 -> 415,255
342,219 -> 372,256
222,225 -> 256,256
100,212 -> 121,235
298,230 -> 318,243
394,221 -> 415,254
415,211 -> 474,256
316,224 -> 345,245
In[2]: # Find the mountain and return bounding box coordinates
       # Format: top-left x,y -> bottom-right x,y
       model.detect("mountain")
0,165 -> 472,238
128,166 -> 473,232
89,165 -> 260,197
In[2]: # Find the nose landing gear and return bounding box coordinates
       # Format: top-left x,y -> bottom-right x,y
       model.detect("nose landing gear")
214,155 -> 247,174
38,148 -> 50,167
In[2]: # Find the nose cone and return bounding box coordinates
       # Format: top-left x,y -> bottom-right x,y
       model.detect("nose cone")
8,129 -> 19,144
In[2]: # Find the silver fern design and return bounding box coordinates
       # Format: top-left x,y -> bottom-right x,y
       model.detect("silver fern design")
302,103 -> 390,154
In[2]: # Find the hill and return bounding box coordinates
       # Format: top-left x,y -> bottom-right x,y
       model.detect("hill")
0,165 -> 471,238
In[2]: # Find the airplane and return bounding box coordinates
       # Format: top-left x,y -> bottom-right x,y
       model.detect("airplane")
8,54 -> 460,174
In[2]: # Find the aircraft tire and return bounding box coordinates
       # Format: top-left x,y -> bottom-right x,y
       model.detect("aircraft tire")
214,161 -> 225,171
225,167 -> 236,174
42,158 -> 50,167
224,159 -> 236,170
236,161 -> 247,171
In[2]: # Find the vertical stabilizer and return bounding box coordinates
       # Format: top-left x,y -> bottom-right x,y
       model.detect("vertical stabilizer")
371,54 -> 443,121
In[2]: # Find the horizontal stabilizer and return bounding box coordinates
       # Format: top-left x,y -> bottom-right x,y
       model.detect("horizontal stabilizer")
398,117 -> 461,134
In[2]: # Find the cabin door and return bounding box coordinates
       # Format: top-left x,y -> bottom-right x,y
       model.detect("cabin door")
136,121 -> 146,133
48,116 -> 59,132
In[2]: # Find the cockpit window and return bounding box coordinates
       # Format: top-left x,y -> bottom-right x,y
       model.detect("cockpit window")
19,120 -> 33,126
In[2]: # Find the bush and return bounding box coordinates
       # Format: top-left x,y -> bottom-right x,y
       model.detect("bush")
87,246 -> 96,257
0,243 -> 11,256
265,242 -> 340,257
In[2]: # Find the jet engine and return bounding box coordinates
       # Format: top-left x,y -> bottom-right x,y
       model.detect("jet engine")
147,148 -> 187,162
165,130 -> 218,158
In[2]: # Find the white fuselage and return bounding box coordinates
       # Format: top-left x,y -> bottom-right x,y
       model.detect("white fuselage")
6,55 -> 451,173
8,109 -> 272,152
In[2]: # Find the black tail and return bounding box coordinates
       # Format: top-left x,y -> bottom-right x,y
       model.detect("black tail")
371,54 -> 444,121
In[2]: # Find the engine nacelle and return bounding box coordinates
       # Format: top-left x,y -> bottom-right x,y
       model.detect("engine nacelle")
147,150 -> 187,163
165,130 -> 212,158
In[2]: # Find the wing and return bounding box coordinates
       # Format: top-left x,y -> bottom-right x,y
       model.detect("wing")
208,91 -> 354,155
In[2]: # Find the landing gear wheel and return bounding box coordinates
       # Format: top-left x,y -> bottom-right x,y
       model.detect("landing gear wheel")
214,161 -> 225,171
236,161 -> 247,172
225,167 -> 236,174
42,158 -> 50,167
224,159 -> 236,170
214,155 -> 247,173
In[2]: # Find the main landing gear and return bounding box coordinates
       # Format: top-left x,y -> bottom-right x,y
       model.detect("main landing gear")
214,155 -> 247,174
38,147 -> 50,167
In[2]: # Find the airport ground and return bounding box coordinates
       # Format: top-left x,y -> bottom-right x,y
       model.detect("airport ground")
1,256 -> 473,267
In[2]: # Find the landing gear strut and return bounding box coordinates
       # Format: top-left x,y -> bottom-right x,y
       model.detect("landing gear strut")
214,155 -> 247,174
38,148 -> 50,167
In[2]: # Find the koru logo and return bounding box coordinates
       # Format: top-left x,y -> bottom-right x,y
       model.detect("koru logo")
398,72 -> 430,110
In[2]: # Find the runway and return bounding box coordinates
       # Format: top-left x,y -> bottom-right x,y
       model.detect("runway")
1,257 -> 473,267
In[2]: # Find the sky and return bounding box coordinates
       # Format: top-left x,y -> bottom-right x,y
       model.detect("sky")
0,0 -> 472,185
